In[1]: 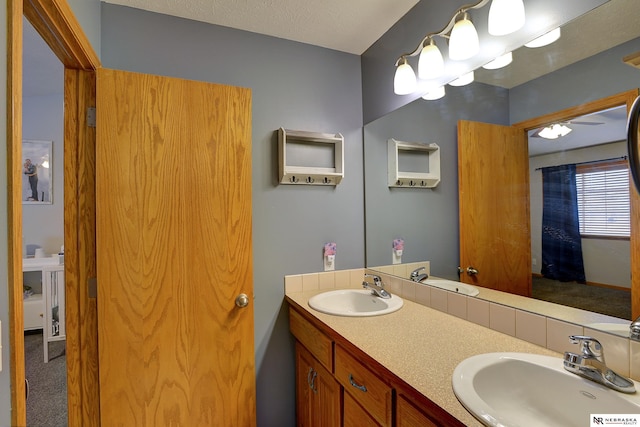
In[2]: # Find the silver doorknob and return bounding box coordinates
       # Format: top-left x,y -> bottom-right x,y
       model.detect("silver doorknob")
235,293 -> 250,308
466,267 -> 479,276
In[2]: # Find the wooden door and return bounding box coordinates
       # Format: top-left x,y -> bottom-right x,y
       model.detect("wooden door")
458,120 -> 531,296
96,68 -> 255,426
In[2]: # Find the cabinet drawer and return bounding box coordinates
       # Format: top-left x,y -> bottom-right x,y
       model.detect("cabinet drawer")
335,344 -> 392,427
289,309 -> 333,370
24,294 -> 43,331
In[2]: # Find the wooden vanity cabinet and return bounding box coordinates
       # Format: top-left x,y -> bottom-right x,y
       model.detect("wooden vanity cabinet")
296,342 -> 341,426
289,305 -> 464,427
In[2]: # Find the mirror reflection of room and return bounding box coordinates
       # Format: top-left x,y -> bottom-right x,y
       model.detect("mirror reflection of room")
364,0 -> 639,323
22,17 -> 68,426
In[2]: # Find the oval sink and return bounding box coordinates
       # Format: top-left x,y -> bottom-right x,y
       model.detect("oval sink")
422,279 -> 479,296
452,352 -> 640,427
308,289 -> 403,317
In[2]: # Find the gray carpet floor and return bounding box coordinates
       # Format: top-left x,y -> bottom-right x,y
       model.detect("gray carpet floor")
532,276 -> 632,320
25,332 -> 67,427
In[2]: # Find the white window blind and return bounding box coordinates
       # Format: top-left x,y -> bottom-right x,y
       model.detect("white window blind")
576,160 -> 630,238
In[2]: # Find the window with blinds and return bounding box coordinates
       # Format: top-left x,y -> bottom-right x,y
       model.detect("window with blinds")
576,159 -> 630,238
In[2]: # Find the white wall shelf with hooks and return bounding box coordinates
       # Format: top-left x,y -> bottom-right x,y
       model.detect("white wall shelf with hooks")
278,128 -> 344,185
388,138 -> 440,188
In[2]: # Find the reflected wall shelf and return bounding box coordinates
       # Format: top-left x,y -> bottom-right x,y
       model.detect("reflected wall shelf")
278,128 -> 344,185
388,138 -> 440,188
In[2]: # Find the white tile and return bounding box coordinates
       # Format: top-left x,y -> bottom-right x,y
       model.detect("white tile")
301,273 -> 319,291
284,275 -> 302,293
447,293 -> 467,319
414,284 -> 431,307
318,271 -> 335,289
516,310 -> 546,347
547,318 -> 583,354
489,303 -> 515,337
467,298 -> 490,328
430,288 -> 448,313
402,281 -> 417,301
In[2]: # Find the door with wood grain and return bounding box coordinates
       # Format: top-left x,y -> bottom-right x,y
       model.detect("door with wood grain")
458,120 -> 531,297
96,68 -> 255,426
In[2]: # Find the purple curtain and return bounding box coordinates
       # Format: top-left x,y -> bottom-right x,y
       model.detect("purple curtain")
541,164 -> 586,283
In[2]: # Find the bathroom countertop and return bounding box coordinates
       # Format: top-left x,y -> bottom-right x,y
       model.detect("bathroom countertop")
286,289 -> 563,426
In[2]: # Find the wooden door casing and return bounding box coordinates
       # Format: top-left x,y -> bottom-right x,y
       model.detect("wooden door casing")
96,69 -> 255,426
458,120 -> 531,297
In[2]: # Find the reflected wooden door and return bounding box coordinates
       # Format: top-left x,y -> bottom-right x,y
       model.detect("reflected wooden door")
458,120 -> 531,296
96,68 -> 255,425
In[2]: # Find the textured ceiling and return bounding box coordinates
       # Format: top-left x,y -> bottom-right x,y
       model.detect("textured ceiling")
101,0 -> 419,55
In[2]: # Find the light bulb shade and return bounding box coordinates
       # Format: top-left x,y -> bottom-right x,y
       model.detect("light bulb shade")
422,86 -> 445,100
482,51 -> 513,70
418,41 -> 445,79
449,15 -> 479,60
449,71 -> 474,87
488,0 -> 525,36
525,27 -> 561,48
538,123 -> 572,139
394,60 -> 417,95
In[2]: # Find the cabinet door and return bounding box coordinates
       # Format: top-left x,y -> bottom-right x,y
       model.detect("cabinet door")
296,342 -> 340,427
344,391 -> 380,427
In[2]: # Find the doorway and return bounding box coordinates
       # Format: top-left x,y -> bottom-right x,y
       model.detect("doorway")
8,1 -> 101,425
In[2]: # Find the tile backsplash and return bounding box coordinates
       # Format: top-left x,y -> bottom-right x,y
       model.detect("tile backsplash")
284,264 -> 639,381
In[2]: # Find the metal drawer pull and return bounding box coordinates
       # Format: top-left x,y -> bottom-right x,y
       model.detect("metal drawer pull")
349,374 -> 367,392
308,367 -> 318,394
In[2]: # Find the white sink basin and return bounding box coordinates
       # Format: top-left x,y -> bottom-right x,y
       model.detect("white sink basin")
308,289 -> 403,317
422,279 -> 479,296
452,352 -> 640,427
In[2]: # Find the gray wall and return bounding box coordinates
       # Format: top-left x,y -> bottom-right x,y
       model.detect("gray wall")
510,37 -> 640,123
361,0 -> 609,124
0,1 -> 9,423
101,4 -> 364,426
22,94 -> 65,256
364,82 -> 509,278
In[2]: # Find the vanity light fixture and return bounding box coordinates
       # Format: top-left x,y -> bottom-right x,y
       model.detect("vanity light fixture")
449,12 -> 480,60
538,123 -> 572,139
525,27 -> 561,48
422,85 -> 446,100
488,0 -> 525,36
393,57 -> 417,95
482,51 -> 513,69
418,38 -> 445,79
449,71 -> 475,87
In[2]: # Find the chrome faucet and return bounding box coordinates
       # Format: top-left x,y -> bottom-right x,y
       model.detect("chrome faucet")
362,274 -> 391,299
563,335 -> 636,393
410,267 -> 429,283
631,316 -> 640,341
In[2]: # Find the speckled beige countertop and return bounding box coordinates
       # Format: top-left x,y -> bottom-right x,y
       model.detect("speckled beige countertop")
286,289 -> 563,426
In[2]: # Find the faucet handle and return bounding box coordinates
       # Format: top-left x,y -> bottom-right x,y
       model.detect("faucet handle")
410,267 -> 425,278
569,335 -> 603,360
364,274 -> 382,284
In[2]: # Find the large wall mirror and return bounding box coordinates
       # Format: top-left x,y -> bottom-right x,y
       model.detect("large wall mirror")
364,0 -> 640,328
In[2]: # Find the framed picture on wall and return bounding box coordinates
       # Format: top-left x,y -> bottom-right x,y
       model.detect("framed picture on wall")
22,140 -> 53,204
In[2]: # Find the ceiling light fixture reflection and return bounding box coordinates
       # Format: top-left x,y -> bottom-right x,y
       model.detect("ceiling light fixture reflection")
449,12 -> 480,60
525,27 -> 561,48
418,38 -> 445,79
422,86 -> 446,100
538,123 -> 572,139
393,57 -> 417,95
482,52 -> 513,69
449,71 -> 475,87
488,0 -> 525,36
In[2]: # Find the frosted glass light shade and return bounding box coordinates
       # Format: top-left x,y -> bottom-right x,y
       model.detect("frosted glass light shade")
538,123 -> 572,139
449,71 -> 474,87
482,52 -> 513,69
525,27 -> 561,48
418,41 -> 445,79
422,86 -> 445,100
394,60 -> 417,95
488,0 -> 525,36
449,14 -> 479,60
